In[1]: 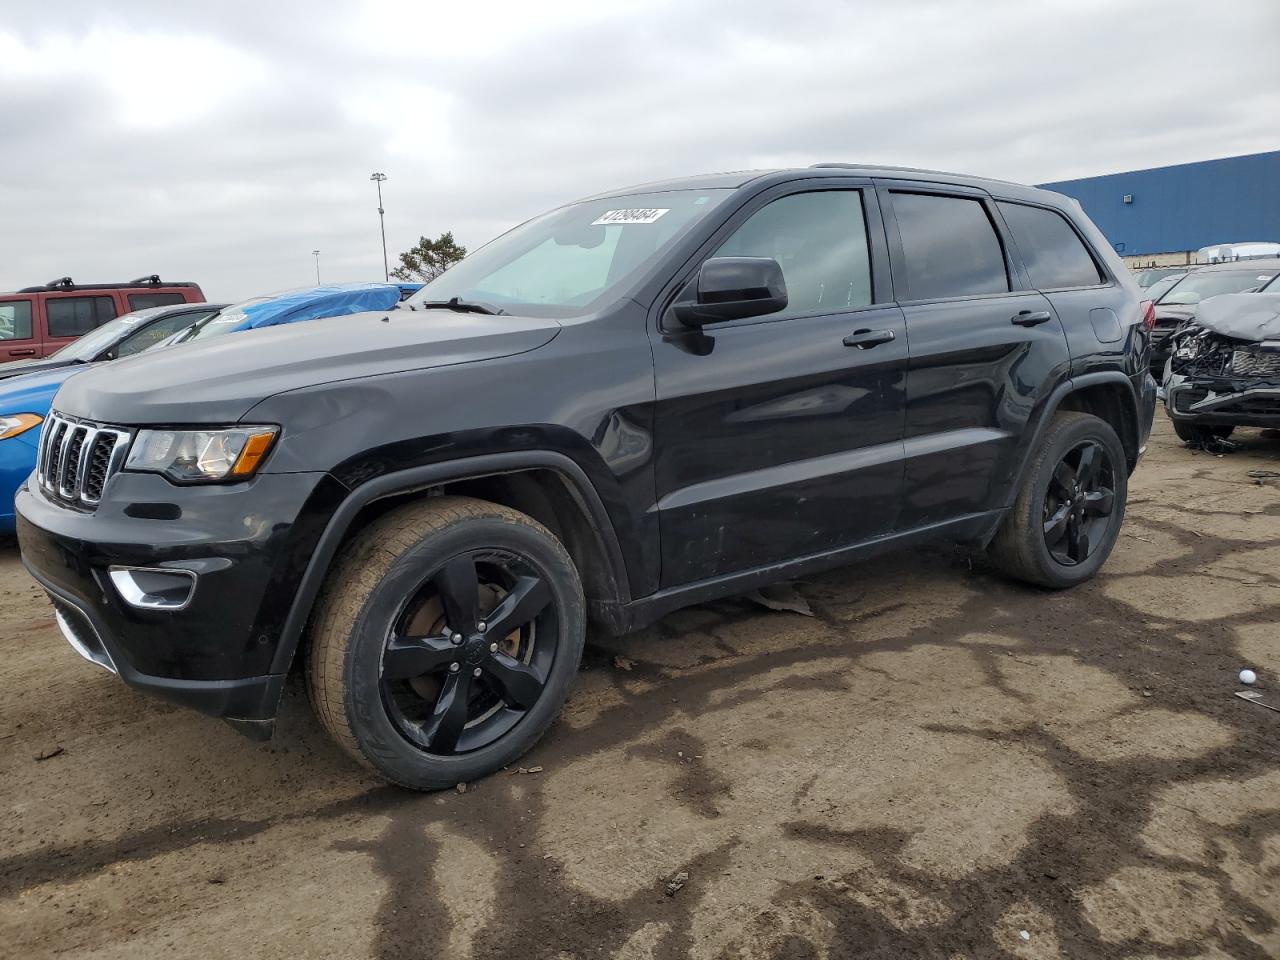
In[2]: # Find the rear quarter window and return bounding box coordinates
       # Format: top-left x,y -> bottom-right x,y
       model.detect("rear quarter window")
997,202 -> 1104,289
128,291 -> 189,311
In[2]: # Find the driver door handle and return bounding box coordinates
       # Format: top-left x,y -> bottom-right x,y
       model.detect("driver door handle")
1011,310 -> 1053,327
843,328 -> 896,349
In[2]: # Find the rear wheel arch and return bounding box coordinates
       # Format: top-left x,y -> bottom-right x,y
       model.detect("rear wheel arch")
978,372 -> 1140,548
1054,377 -> 1141,471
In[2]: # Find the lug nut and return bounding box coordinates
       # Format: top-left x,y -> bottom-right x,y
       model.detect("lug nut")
451,633 -> 463,645
472,667 -> 482,677
449,662 -> 460,673
477,621 -> 487,633
489,642 -> 498,653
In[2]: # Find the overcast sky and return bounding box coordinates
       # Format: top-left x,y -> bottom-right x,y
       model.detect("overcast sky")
2,0 -> 1277,301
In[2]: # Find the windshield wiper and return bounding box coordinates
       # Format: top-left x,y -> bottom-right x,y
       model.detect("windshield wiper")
412,297 -> 505,316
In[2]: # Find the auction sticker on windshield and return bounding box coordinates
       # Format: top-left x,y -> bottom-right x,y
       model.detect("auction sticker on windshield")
592,208 -> 669,225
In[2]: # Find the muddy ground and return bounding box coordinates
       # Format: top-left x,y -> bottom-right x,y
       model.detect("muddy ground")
1,414 -> 1278,960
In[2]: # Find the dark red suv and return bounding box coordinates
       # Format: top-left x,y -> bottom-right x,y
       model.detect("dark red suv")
0,276 -> 206,364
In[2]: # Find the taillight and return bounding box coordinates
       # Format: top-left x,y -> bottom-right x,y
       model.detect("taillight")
1140,299 -> 1156,332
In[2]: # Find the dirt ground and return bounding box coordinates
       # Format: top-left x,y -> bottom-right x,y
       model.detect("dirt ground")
2,414 -> 1278,960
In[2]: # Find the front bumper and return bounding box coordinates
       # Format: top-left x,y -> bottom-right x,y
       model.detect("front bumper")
32,571 -> 287,728
1164,375 -> 1280,428
15,468 -> 339,726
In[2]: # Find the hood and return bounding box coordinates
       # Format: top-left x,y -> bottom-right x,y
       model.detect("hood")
1194,293 -> 1280,343
53,308 -> 561,424
0,356 -> 79,381
0,365 -> 82,416
1154,303 -> 1197,322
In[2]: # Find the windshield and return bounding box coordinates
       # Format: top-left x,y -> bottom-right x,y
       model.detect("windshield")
405,189 -> 735,317
1135,267 -> 1182,288
49,310 -> 162,360
1143,273 -> 1185,302
178,297 -> 269,343
1158,269 -> 1278,305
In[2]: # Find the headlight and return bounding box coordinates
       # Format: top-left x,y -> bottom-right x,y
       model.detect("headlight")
125,426 -> 278,482
0,413 -> 43,440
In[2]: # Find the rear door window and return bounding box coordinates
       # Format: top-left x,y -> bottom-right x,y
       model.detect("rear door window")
997,202 -> 1104,289
890,192 -> 1009,300
0,300 -> 34,341
46,296 -> 118,338
128,291 -> 188,311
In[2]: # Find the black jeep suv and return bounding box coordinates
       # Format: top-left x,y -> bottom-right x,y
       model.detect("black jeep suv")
17,165 -> 1156,790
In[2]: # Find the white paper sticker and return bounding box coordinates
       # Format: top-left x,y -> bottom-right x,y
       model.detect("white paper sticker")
592,208 -> 670,226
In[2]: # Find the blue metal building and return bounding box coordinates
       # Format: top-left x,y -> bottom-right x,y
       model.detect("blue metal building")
1038,150 -> 1280,256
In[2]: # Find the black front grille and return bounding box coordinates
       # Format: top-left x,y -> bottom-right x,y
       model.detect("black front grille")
1232,349 -> 1280,378
1236,396 -> 1280,415
84,434 -> 117,501
44,420 -> 68,486
61,429 -> 86,492
1173,390 -> 1208,413
37,412 -> 131,507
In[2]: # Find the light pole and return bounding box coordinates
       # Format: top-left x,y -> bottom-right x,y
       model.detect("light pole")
312,249 -> 321,285
370,172 -> 389,281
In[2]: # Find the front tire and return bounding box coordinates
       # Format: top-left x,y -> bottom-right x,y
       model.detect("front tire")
989,412 -> 1128,589
307,496 -> 585,790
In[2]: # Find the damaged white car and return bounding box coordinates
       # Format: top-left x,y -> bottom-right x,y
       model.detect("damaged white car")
1162,293 -> 1280,444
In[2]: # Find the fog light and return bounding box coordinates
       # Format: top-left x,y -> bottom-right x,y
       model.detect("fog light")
108,566 -> 197,611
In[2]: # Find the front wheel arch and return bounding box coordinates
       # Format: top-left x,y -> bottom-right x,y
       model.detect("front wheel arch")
268,452 -> 630,679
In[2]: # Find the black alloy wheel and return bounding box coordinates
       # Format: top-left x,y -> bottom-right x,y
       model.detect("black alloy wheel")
307,496 -> 586,790
380,549 -> 556,755
1041,439 -> 1116,567
987,411 -> 1129,589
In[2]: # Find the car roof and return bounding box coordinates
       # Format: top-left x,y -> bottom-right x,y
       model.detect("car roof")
585,164 -> 1058,205
1194,258 -> 1280,273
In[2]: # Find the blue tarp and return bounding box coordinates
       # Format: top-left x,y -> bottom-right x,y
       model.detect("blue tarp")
213,282 -> 421,333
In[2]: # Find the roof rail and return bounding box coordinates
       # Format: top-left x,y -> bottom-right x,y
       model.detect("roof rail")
810,162 -> 1022,186
810,162 -> 935,172
15,276 -> 198,294
16,277 -> 75,292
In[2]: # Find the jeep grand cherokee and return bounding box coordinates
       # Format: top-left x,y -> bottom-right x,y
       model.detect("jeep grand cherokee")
17,165 -> 1156,790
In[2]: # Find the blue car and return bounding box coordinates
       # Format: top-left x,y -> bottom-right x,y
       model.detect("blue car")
0,282 -> 417,532
0,301 -> 226,382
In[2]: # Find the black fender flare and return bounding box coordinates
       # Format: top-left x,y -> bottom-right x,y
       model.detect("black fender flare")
977,371 -> 1141,545
267,451 -> 631,676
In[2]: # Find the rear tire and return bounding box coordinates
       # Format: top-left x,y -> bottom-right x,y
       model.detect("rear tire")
307,496 -> 585,790
989,412 -> 1127,589
1171,419 -> 1234,444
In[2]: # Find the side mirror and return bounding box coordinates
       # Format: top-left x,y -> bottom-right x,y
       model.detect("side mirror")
673,257 -> 787,326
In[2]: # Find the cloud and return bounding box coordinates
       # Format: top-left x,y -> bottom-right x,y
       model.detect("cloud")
1,0 -> 1277,299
